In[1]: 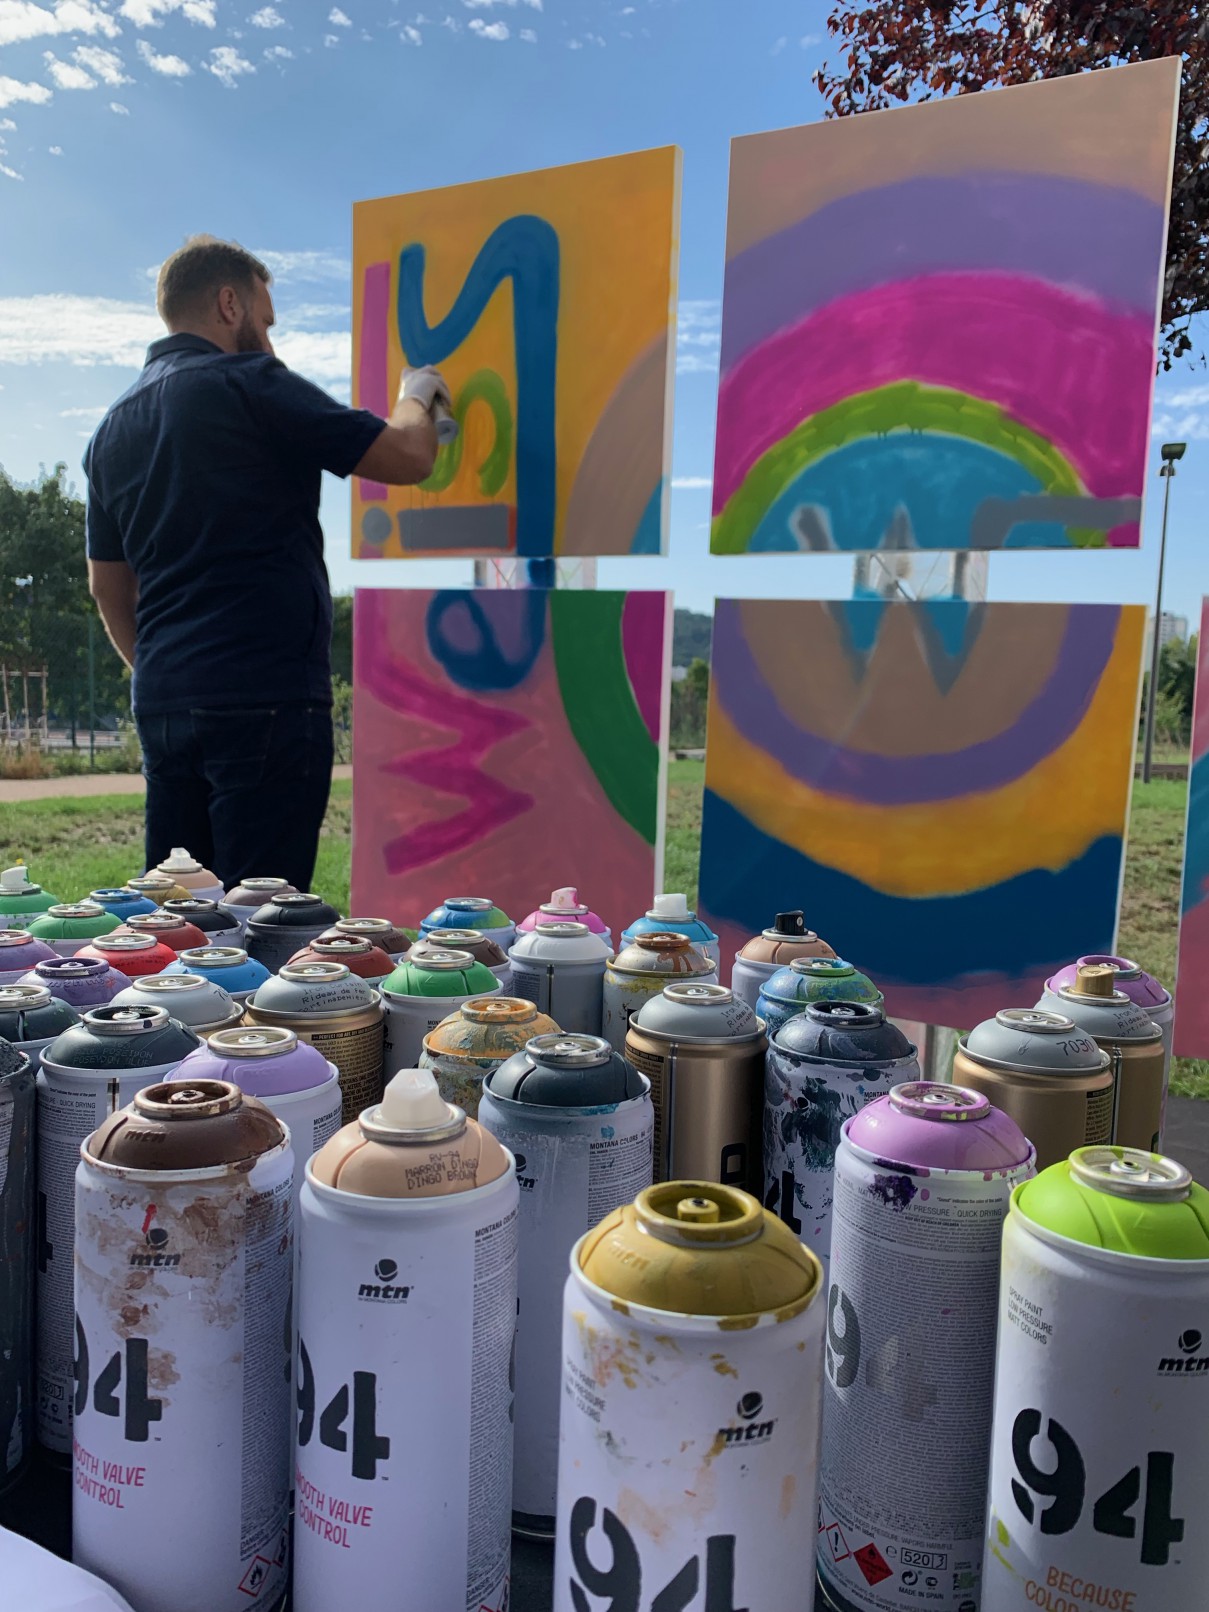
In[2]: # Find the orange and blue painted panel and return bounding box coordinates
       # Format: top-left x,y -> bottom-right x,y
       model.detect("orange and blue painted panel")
711,60 -> 1178,555
352,147 -> 680,559
351,588 -> 669,928
1175,600 -> 1209,1058
699,600 -> 1145,1027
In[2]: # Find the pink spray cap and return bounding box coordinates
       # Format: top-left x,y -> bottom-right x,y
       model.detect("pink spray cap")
519,886 -> 608,936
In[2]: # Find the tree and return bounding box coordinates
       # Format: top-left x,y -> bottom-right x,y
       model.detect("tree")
816,2 -> 1209,366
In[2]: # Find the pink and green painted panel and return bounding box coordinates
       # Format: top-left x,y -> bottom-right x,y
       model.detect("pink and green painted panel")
1175,600 -> 1209,1058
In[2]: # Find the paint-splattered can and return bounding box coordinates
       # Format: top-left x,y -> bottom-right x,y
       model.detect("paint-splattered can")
508,922 -> 611,1035
983,1147 -> 1209,1612
626,982 -> 767,1195
379,950 -> 502,1078
76,930 -> 177,978
517,887 -> 612,948
757,957 -> 884,1039
123,872 -> 191,906
0,1038 -> 34,1492
288,934 -> 394,982
0,865 -> 58,924
414,928 -> 509,985
163,945 -> 271,1004
110,972 -> 244,1038
154,846 -> 224,902
420,996 -> 559,1117
162,896 -> 241,948
218,877 -> 298,939
318,917 -> 411,962
245,962 -> 384,1126
0,984 -> 79,1058
818,1084 -> 1034,1612
420,895 -> 517,956
88,887 -> 157,924
245,893 -> 343,973
28,903 -> 121,958
554,1181 -> 825,1611
0,929 -> 57,983
73,1080 -> 293,1612
480,1033 -> 652,1537
602,931 -> 717,1054
19,957 -> 131,1009
123,910 -> 209,955
1037,964 -> 1167,1154
954,1008 -> 1116,1170
620,892 -> 721,967
763,1002 -> 919,1274
36,1005 -> 201,1456
730,910 -> 837,1009
294,1069 -> 518,1612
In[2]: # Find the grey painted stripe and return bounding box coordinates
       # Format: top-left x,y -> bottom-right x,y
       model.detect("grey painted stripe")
398,504 -> 512,553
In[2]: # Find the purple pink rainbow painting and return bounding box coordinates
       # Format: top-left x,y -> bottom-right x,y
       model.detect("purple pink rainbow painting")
711,60 -> 1179,555
1175,600 -> 1209,1058
351,588 -> 670,931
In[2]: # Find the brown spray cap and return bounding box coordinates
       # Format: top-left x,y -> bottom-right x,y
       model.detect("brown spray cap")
86,1079 -> 286,1171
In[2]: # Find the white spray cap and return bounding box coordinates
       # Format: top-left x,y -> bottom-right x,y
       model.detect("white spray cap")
1,866 -> 31,893
159,847 -> 202,873
650,893 -> 691,920
547,887 -> 581,910
373,1069 -> 454,1134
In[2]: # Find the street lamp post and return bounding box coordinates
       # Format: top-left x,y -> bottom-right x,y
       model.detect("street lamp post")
1142,441 -> 1187,784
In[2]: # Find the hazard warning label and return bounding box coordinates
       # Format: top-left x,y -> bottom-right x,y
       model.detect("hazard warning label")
239,1557 -> 273,1597
821,1521 -> 851,1564
854,1542 -> 892,1587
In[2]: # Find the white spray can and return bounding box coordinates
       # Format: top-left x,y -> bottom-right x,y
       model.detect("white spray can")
507,921 -> 611,1035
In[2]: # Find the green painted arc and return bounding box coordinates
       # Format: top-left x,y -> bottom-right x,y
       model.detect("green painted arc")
421,368 -> 514,496
710,380 -> 1091,555
549,593 -> 657,846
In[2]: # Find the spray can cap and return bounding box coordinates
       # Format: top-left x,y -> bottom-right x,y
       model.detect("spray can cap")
365,1069 -> 459,1138
158,848 -> 205,875
543,887 -> 586,913
771,910 -> 806,936
0,983 -> 53,1012
1,866 -> 37,894
649,893 -> 691,920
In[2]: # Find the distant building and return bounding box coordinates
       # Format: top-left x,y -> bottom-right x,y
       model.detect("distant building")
1145,611 -> 1189,663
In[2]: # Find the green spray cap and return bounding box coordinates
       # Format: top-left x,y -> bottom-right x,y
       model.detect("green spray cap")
1016,1146 -> 1209,1260
382,948 -> 498,999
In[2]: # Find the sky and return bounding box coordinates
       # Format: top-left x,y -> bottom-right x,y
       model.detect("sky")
0,0 -> 1204,632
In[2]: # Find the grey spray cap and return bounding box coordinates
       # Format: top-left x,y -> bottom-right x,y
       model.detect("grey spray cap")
962,1008 -> 1111,1075
486,1033 -> 645,1106
633,982 -> 763,1044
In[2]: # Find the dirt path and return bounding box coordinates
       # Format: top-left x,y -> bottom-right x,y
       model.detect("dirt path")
0,764 -> 353,803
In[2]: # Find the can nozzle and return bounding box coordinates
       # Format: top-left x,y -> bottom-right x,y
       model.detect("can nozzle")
1075,963 -> 1116,999
374,1069 -> 455,1134
650,893 -> 690,920
160,847 -> 202,873
772,910 -> 806,936
676,1195 -> 720,1223
546,887 -> 580,910
1,866 -> 30,892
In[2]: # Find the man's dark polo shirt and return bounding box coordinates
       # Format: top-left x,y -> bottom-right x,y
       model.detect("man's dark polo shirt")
84,334 -> 384,716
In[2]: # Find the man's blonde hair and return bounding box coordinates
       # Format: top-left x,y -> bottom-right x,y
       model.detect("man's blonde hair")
156,235 -> 271,326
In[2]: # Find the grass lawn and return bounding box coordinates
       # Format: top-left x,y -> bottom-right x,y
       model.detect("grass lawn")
4,761 -> 1206,1096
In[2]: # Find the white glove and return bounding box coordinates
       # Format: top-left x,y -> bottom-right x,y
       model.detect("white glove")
398,365 -> 452,414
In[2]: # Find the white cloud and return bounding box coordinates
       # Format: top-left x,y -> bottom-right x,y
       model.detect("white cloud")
676,299 -> 721,375
800,32 -> 820,46
109,98 -> 128,109
74,44 -> 131,83
273,328 -> 349,385
206,43 -> 254,84
519,24 -> 534,38
322,30 -> 337,43
249,4 -> 283,22
0,76 -> 53,108
672,476 -> 711,490
0,162 -> 23,179
263,40 -> 291,57
468,16 -> 506,36
400,22 -> 420,41
584,30 -> 603,44
327,5 -> 350,21
770,34 -> 786,54
137,37 -> 191,71
119,0 -> 215,26
44,50 -> 96,88
0,117 -> 15,128
61,404 -> 107,421
255,248 -> 349,282
0,0 -> 120,47
48,142 -> 62,151
566,36 -> 580,47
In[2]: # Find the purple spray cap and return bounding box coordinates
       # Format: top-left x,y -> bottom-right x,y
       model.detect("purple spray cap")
22,955 -> 131,1008
845,1081 -> 1034,1173
1047,955 -> 1170,1012
173,1025 -> 334,1097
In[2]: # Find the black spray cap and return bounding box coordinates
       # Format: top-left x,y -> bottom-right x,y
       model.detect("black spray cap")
773,911 -> 807,937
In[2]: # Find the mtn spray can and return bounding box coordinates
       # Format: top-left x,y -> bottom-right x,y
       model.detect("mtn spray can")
479,1033 -> 652,1536
36,1004 -> 201,1456
318,917 -> 411,962
602,931 -> 717,1053
730,909 -> 836,1008
123,872 -> 191,906
0,865 -> 58,923
517,887 -> 612,948
757,956 -> 883,1039
162,896 -> 241,948
0,1039 -> 34,1491
1037,964 -> 1166,1153
419,895 -> 516,955
245,962 -> 384,1125
818,1085 -> 1034,1612
110,972 -> 243,1038
0,984 -> 79,1058
420,996 -> 559,1117
88,887 -> 156,924
294,1069 -> 518,1612
508,922 -> 610,1035
414,928 -> 509,984
245,893 -> 342,972
288,934 -> 394,982
379,949 -> 501,1076
1049,954 -> 1174,1132
73,1080 -> 293,1612
163,945 -> 270,1004
0,929 -> 57,983
218,877 -> 297,939
21,956 -> 131,1009
626,983 -> 767,1195
763,1001 -> 919,1273
28,903 -> 120,957
77,930 -> 177,978
154,846 -> 224,902
123,910 -> 209,955
554,1182 -> 825,1612
954,1008 -> 1115,1170
620,892 -> 721,967
983,1147 -> 1209,1612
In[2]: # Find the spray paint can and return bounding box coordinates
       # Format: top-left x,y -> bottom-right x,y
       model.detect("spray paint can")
508,922 -> 611,1035
983,1146 -> 1209,1611
73,1080 -> 293,1612
0,865 -> 59,924
161,896 -> 241,948
0,1038 -> 33,1491
954,1008 -> 1116,1170
172,1026 -> 342,1216
245,893 -> 342,972
730,909 -> 837,1008
111,972 -> 244,1038
1037,963 -> 1167,1153
20,956 -> 131,1009
620,892 -> 721,967
76,930 -> 178,978
480,1033 -> 652,1536
555,1181 -> 825,1611
36,1004 -> 201,1456
154,846 -> 225,903
817,1084 -> 1035,1612
420,996 -> 559,1117
379,949 -> 501,1077
88,887 -> 157,923
288,934 -> 395,982
294,1069 -> 518,1612
318,917 -> 411,962
123,910 -> 209,955
1049,954 -> 1174,1085
27,903 -> 120,957
517,887 -> 612,948
218,876 -> 297,939
2,1526 -> 137,1611
163,945 -> 271,1005
602,931 -> 717,1054
625,983 -> 767,1195
0,929 -> 57,982
414,928 -> 509,985
763,1001 -> 919,1273
123,872 -> 192,906
0,984 -> 79,1058
246,961 -> 384,1125
757,956 -> 883,1039
420,895 -> 516,955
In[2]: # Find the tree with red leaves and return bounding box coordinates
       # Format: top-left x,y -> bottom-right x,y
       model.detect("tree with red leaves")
816,3 -> 1208,366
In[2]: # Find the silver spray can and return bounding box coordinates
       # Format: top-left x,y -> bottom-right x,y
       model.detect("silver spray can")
507,921 -> 611,1035
601,930 -> 717,1054
73,1080 -> 294,1612
218,877 -> 297,940
294,1069 -> 518,1612
36,1004 -> 201,1456
110,971 -> 244,1038
479,1032 -> 653,1537
0,1038 -> 34,1491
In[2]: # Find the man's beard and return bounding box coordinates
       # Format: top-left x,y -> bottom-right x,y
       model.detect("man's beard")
234,312 -> 267,354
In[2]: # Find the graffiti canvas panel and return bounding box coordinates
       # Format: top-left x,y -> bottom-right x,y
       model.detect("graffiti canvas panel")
1175,600 -> 1209,1058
